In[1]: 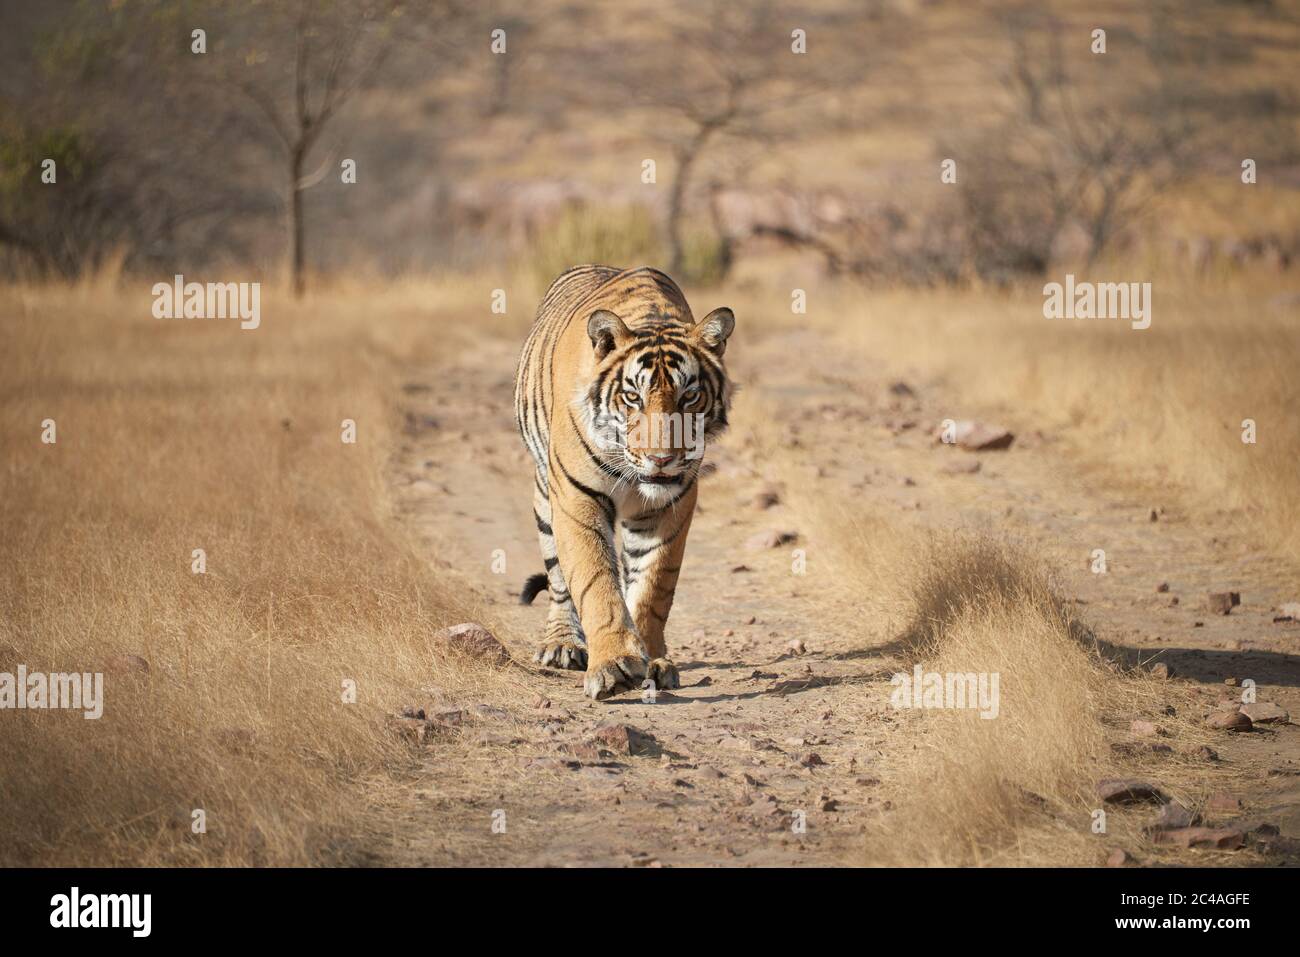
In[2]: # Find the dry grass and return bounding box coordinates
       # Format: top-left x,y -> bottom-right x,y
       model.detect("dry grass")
736,299 -> 1268,866
786,491 -> 1243,866
0,275 -> 522,866
797,493 -> 1114,864
791,270 -> 1300,562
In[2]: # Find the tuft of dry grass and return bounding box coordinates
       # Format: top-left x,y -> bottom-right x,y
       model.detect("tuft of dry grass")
0,277 -> 520,866
797,498 -> 1117,864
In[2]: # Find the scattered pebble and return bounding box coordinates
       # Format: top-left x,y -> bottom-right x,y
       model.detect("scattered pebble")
432,622 -> 511,663
1206,793 -> 1242,812
1151,827 -> 1244,850
1205,711 -> 1252,732
1241,702 -> 1289,724
1130,719 -> 1164,737
1150,802 -> 1199,831
745,530 -> 798,550
1205,592 -> 1241,615
1096,779 -> 1166,805
933,419 -> 1015,451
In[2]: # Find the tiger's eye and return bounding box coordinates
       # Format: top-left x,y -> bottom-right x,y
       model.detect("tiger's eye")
622,391 -> 641,407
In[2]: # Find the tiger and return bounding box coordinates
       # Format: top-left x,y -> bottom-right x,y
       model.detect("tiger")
514,265 -> 736,700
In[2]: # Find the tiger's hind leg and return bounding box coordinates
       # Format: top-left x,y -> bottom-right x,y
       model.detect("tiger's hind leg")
529,471 -> 588,670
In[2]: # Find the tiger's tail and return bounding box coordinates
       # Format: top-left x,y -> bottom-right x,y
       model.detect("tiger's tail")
519,572 -> 549,605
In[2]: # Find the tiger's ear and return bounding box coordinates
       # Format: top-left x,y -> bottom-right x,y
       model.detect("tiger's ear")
693,307 -> 735,356
587,309 -> 631,360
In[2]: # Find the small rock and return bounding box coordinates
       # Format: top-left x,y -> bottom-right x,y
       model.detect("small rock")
786,638 -> 806,656
432,708 -> 465,727
591,721 -> 655,756
940,459 -> 982,475
1205,592 -> 1241,615
821,797 -> 839,811
1206,793 -> 1242,812
730,564 -> 753,573
558,742 -> 601,761
1097,779 -> 1166,805
387,716 -> 433,744
934,419 -> 1015,451
1151,827 -> 1244,850
1149,509 -> 1159,522
1224,676 -> 1239,687
1241,702 -> 1289,724
1150,802 -> 1199,831
1206,711 -> 1252,732
1155,582 -> 1170,593
1106,848 -> 1131,867
752,488 -> 781,509
799,752 -> 825,768
1249,822 -> 1280,841
431,622 -> 510,663
745,530 -> 798,550
1274,601 -> 1300,622
1130,720 -> 1164,737
1192,745 -> 1219,762
1150,662 -> 1171,679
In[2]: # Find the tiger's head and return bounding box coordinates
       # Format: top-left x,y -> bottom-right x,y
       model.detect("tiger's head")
580,306 -> 735,498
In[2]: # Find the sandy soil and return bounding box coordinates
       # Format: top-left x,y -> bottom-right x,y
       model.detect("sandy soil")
375,316 -> 1300,867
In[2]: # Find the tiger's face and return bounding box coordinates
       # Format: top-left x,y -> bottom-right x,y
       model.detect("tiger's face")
581,307 -> 735,496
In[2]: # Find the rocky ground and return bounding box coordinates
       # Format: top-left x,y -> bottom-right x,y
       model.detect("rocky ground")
375,315 -> 1300,867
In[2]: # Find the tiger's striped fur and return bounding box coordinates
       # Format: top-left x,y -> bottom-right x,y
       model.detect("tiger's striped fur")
514,265 -> 735,699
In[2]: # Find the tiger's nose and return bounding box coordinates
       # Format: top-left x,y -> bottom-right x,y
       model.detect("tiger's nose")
645,452 -> 677,467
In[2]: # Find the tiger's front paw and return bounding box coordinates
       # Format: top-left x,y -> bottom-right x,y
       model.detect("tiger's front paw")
583,653 -> 650,700
645,657 -> 680,691
533,638 -> 588,671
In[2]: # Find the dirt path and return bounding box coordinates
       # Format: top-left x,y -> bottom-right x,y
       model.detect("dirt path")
381,317 -> 1300,867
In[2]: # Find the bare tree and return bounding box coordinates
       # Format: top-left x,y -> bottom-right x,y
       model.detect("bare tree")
590,0 -> 872,277
211,1 -> 429,295
950,5 -> 1227,277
